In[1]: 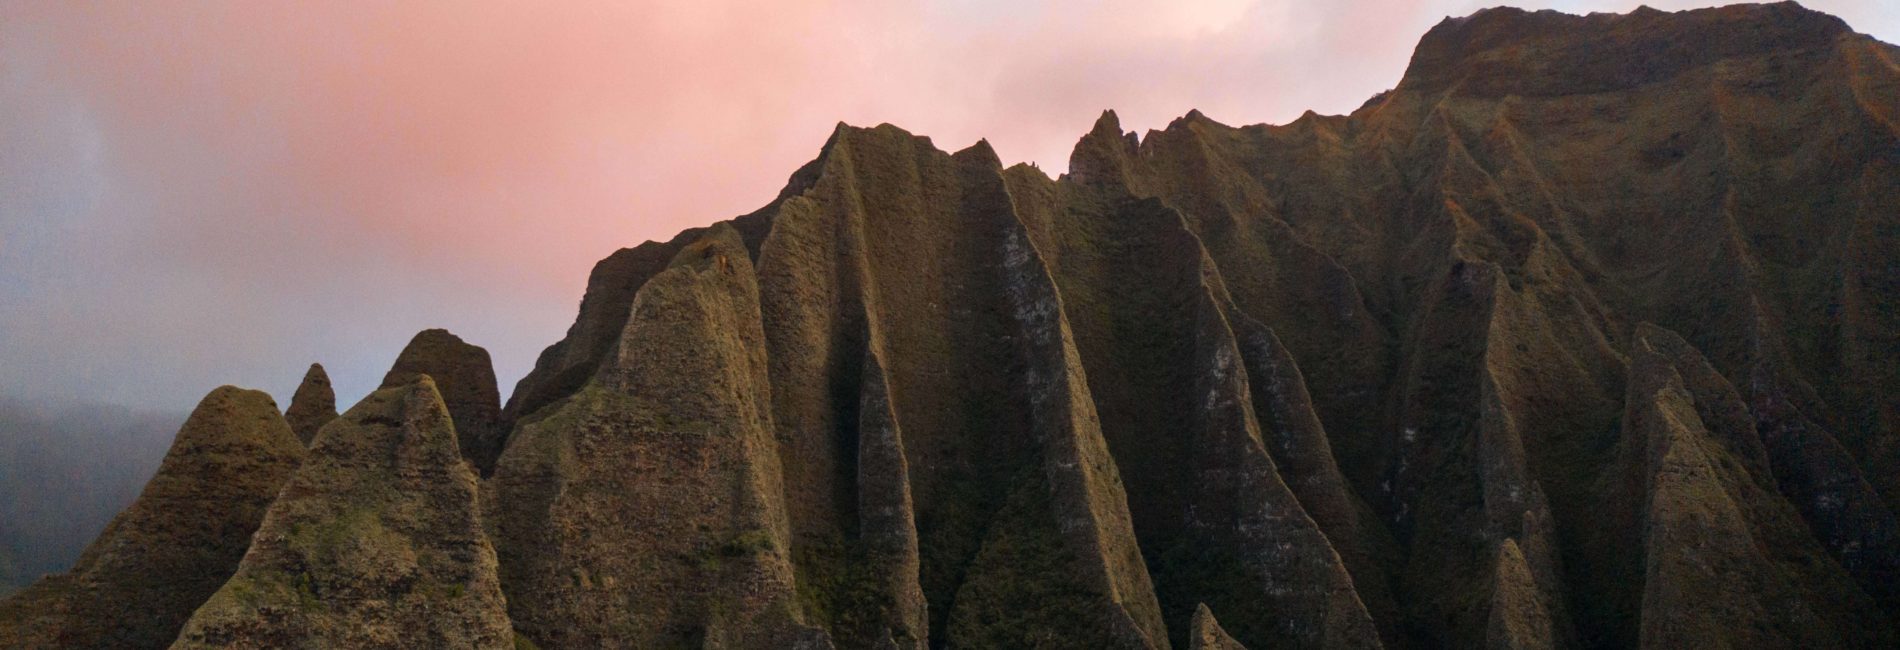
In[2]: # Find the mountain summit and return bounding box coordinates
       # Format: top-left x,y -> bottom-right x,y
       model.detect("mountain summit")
4,3 -> 1898,648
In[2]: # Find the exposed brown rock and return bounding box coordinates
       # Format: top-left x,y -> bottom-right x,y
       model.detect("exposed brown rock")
284,363 -> 336,446
1613,325 -> 1889,648
499,235 -> 698,428
1484,540 -> 1554,650
381,328 -> 503,475
489,224 -> 826,648
495,5 -> 1897,644
497,160 -> 816,430
1005,177 -> 1379,648
1227,315 -> 1402,641
171,378 -> 512,649
1188,604 -> 1247,650
0,387 -> 304,649
752,125 -> 1168,648
13,3 -> 1900,647
941,184 -> 1169,648
848,349 -> 928,648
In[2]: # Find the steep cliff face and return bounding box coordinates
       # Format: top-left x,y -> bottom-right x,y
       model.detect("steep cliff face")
488,224 -> 826,649
6,3 -> 1899,648
1613,325 -> 1885,648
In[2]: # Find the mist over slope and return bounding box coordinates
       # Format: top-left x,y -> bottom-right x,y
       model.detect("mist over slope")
0,398 -> 180,596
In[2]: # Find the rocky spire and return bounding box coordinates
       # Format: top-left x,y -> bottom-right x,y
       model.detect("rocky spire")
1188,604 -> 1247,650
1617,325 -> 1888,648
284,363 -> 336,445
489,224 -> 824,648
380,328 -> 504,475
7,4 -> 1900,646
171,377 -> 513,649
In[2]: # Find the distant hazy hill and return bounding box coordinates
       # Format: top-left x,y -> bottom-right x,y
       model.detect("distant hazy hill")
0,397 -> 180,596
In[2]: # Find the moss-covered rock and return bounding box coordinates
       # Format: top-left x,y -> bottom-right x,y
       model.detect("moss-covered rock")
284,363 -> 336,446
380,329 -> 504,475
489,224 -> 825,649
170,378 -> 512,649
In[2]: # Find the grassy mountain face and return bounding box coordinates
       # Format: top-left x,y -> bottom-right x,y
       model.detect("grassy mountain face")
5,3 -> 1900,648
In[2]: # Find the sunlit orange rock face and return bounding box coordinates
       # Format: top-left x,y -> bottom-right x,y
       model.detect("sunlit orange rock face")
5,3 -> 1900,648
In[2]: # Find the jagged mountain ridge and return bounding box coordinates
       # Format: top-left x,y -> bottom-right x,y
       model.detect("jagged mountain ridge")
4,2 -> 1899,648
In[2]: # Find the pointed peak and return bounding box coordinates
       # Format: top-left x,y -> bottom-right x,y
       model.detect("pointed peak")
327,375 -> 455,453
1189,603 -> 1246,650
203,384 -> 276,409
287,363 -> 340,446
1166,108 -> 1233,133
1486,537 -> 1557,650
380,326 -> 503,474
1165,112 -> 1198,131
816,121 -> 860,159
173,370 -> 508,648
811,120 -> 941,175
381,328 -> 491,393
178,386 -> 292,448
396,376 -> 455,431
162,385 -> 305,484
1630,322 -> 1714,367
410,327 -> 469,347
952,138 -> 1003,169
1632,321 -> 1683,347
1069,109 -> 1142,187
381,329 -> 485,386
670,221 -> 751,273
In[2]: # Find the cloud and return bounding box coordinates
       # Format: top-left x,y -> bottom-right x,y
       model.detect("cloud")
0,0 -> 1894,411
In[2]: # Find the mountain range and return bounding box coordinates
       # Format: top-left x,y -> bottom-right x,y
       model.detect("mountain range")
3,2 -> 1898,648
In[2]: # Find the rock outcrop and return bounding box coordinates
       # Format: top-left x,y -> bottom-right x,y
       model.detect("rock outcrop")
381,329 -> 504,475
488,225 -> 825,648
11,3 -> 1900,647
0,387 -> 304,649
1189,604 -> 1248,650
171,378 -> 512,649
284,363 -> 337,445
1615,325 -> 1887,648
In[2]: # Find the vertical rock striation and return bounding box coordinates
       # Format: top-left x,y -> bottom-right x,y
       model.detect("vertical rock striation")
10,4 -> 1900,647
489,224 -> 824,648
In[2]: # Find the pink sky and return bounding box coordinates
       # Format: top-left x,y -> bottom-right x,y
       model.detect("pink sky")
2,0 -> 1895,411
